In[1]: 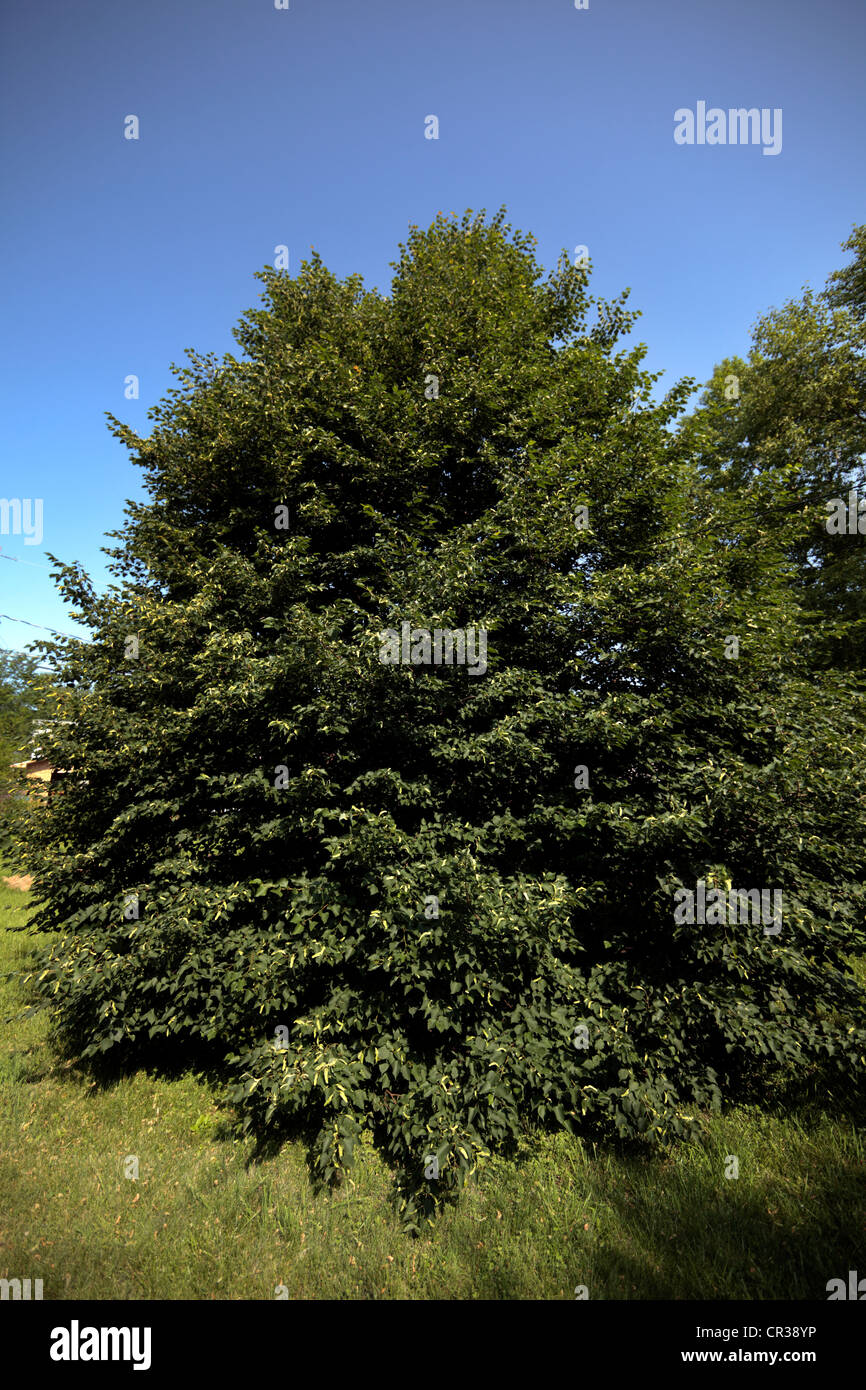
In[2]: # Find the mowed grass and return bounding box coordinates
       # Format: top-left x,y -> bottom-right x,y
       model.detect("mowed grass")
1,875 -> 864,1300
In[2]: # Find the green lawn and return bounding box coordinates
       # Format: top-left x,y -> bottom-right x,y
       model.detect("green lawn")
1,875 -> 863,1300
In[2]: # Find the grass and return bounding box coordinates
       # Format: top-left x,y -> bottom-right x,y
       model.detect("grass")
1,874 -> 864,1300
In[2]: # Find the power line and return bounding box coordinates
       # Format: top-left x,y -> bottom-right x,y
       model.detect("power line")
0,549 -> 55,571
0,613 -> 82,639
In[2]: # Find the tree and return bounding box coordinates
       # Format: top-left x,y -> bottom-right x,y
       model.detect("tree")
679,225 -> 866,670
23,210 -> 866,1226
0,647 -> 59,861
826,224 -> 866,323
0,647 -> 43,748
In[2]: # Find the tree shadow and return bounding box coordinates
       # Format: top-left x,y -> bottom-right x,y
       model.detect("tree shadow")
566,1146 -> 865,1300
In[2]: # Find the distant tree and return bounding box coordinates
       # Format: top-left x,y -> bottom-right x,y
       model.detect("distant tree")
23,210 -> 866,1227
0,647 -> 60,861
680,225 -> 866,669
0,647 -> 42,747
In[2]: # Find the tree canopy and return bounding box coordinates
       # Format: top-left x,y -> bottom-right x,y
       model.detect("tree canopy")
22,210 -> 866,1226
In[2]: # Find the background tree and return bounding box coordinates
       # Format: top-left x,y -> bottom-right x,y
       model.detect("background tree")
0,647 -> 60,862
679,225 -> 866,670
0,647 -> 42,754
22,210 -> 866,1227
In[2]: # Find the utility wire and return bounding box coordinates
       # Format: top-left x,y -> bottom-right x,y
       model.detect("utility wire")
0,613 -> 82,640
0,549 -> 55,571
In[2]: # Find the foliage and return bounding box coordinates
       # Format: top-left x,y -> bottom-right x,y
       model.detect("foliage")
0,648 -> 60,861
679,224 -> 866,670
4,881 -> 864,1301
20,210 -> 866,1228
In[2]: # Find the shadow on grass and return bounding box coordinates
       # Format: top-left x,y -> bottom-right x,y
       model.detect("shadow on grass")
580,1151 -> 865,1300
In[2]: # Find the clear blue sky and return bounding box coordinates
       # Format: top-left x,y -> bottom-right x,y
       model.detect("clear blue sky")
1,0 -> 863,652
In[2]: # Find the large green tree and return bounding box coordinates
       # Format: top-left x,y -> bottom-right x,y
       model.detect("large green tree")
23,211 -> 866,1225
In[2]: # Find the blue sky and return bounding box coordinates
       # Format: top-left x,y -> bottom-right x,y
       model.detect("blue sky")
1,0 -> 863,652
